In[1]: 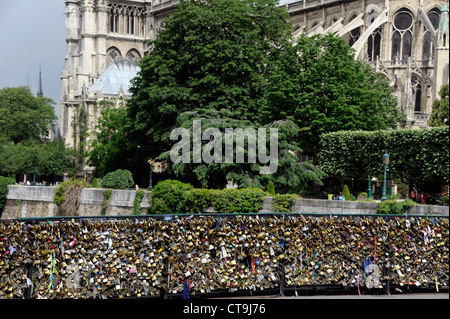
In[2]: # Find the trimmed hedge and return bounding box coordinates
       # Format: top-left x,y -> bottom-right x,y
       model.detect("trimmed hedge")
186,188 -> 266,214
101,169 -> 134,189
150,179 -> 194,215
377,199 -> 417,215
150,180 -> 266,214
318,126 -> 449,187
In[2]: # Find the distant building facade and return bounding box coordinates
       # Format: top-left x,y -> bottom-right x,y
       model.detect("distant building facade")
59,0 -> 449,177
285,0 -> 449,127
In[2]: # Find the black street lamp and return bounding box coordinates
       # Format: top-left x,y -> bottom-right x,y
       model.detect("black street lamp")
381,152 -> 390,202
148,160 -> 154,191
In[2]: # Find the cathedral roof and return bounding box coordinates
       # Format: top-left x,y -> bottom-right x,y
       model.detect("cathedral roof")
89,61 -> 140,97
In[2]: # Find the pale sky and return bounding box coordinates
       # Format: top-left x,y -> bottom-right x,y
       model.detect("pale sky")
0,0 -> 66,115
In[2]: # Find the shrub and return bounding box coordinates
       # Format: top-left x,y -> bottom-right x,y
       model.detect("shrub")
150,179 -> 194,214
272,193 -> 299,213
150,180 -> 267,215
267,182 -> 275,196
92,178 -> 98,188
134,190 -> 145,215
441,195 -> 449,206
343,185 -> 351,201
0,176 -> 15,215
185,188 -> 216,214
377,199 -> 417,215
185,188 -> 266,214
101,169 -> 134,189
358,192 -> 368,197
213,188 -> 265,214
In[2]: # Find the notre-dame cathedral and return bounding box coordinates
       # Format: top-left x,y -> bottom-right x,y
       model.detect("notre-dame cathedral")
59,0 -> 449,177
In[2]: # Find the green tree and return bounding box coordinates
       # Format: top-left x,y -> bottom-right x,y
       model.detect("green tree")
0,87 -> 75,180
0,86 -> 56,143
428,84 -> 449,127
158,111 -> 326,191
0,140 -> 37,176
86,101 -> 130,177
0,140 -> 77,179
265,34 -> 405,159
93,0 -> 403,191
127,0 -> 293,161
124,0 -> 330,190
35,140 -> 77,177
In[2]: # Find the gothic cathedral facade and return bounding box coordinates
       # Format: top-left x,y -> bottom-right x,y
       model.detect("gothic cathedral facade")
59,0 -> 449,177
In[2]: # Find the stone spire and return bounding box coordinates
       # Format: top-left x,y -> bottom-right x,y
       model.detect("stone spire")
437,4 -> 449,48
433,3 -> 449,101
37,65 -> 43,97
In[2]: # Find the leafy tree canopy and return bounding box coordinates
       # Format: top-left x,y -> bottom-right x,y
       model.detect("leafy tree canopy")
127,0 -> 293,159
0,87 -> 76,179
0,140 -> 77,178
91,0 -> 406,191
86,101 -> 130,177
0,86 -> 56,143
265,33 -> 405,156
428,84 -> 449,127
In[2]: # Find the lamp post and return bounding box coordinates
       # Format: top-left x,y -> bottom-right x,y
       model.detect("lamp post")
367,176 -> 372,199
381,152 -> 389,202
148,160 -> 154,191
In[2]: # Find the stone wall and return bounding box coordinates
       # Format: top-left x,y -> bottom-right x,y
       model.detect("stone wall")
2,186 -> 152,220
289,198 -> 449,216
1,186 -> 448,220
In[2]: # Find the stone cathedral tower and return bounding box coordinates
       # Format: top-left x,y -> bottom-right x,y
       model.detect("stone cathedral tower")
59,0 -> 174,178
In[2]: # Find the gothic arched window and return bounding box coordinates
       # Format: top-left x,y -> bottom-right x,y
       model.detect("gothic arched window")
349,27 -> 360,46
126,49 -> 142,63
423,10 -> 440,61
428,11 -> 440,29
110,51 -> 118,61
368,27 -> 382,61
107,47 -> 122,65
422,31 -> 432,61
110,11 -> 119,33
392,10 -> 414,63
412,76 -> 422,112
127,12 -> 135,35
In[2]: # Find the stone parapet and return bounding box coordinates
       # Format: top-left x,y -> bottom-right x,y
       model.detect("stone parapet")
1,186 -> 448,220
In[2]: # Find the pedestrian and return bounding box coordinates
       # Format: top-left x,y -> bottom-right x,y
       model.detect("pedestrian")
421,193 -> 427,204
417,192 -> 422,204
410,190 -> 416,201
338,192 -> 345,201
